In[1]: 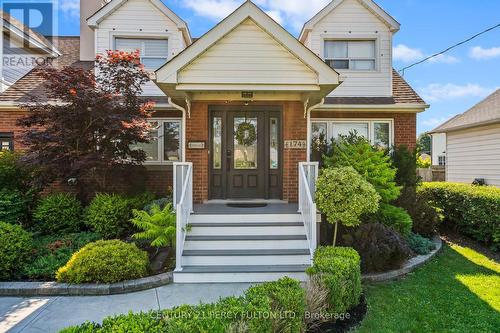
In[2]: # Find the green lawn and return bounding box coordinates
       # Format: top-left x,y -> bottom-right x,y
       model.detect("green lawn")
356,243 -> 500,333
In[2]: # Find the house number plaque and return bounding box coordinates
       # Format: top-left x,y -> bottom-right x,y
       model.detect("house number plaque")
188,141 -> 206,149
284,140 -> 307,149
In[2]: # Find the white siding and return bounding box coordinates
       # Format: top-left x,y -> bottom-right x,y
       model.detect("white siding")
446,123 -> 500,187
431,133 -> 446,166
179,19 -> 317,85
307,0 -> 392,97
95,0 -> 186,96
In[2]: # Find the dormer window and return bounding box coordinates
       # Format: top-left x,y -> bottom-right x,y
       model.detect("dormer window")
324,40 -> 376,71
115,38 -> 169,71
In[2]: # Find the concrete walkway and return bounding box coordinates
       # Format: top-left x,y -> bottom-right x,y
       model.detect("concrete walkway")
0,283 -> 253,333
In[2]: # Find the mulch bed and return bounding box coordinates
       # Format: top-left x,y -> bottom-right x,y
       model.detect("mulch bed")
308,295 -> 367,333
440,230 -> 499,263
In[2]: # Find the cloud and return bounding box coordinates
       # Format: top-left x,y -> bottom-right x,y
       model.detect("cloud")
469,46 -> 500,60
422,116 -> 451,127
60,0 -> 79,18
419,83 -> 497,102
393,44 -> 459,64
180,0 -> 331,32
393,44 -> 424,62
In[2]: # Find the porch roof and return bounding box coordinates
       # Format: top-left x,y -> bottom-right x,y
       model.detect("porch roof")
154,1 -> 341,108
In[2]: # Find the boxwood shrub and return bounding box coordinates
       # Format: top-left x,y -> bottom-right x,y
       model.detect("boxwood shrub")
33,193 -> 84,235
85,194 -> 132,239
419,182 -> 500,249
56,240 -> 149,284
60,277 -> 306,333
306,246 -> 361,314
0,221 -> 33,280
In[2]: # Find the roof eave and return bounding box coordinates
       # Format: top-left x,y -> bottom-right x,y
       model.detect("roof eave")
430,118 -> 500,134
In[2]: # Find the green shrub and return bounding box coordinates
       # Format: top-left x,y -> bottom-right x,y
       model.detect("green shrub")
0,221 -> 33,280
144,197 -> 172,213
397,186 -> 440,237
366,203 -> 413,236
324,135 -> 400,202
339,223 -> 412,273
131,203 -> 176,247
21,232 -> 101,280
60,277 -> 306,333
56,240 -> 149,284
306,247 -> 362,314
0,188 -> 27,224
244,277 -> 306,333
391,145 -> 419,188
33,193 -> 83,235
316,167 -> 380,245
0,151 -> 33,191
85,194 -> 132,239
128,192 -> 156,210
419,182 -> 500,249
406,232 -> 436,255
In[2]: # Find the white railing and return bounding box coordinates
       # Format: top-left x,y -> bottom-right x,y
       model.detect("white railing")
173,162 -> 193,272
298,162 -> 319,259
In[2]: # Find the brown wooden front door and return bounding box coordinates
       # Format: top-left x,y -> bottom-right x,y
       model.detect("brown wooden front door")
209,106 -> 282,200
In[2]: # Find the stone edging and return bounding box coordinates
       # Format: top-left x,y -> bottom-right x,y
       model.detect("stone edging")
0,272 -> 173,297
362,236 -> 443,282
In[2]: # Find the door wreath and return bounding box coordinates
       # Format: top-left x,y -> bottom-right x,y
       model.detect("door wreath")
235,121 -> 257,146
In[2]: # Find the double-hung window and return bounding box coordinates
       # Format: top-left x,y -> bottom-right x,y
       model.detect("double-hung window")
324,40 -> 376,70
438,155 -> 446,166
0,132 -> 13,151
133,119 -> 182,164
115,38 -> 169,71
311,119 -> 392,159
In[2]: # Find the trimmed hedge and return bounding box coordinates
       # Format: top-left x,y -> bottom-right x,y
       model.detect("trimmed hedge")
60,277 -> 306,333
33,193 -> 84,235
419,182 -> 500,249
85,194 -> 132,239
306,247 -> 362,314
0,222 -> 33,280
56,240 -> 149,284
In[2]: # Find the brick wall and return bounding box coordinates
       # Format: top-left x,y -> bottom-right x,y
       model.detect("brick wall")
0,109 -> 29,150
310,111 -> 417,150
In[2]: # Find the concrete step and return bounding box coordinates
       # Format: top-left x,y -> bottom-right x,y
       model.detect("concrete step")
174,265 -> 309,283
181,249 -> 311,266
189,225 -> 305,236
184,235 -> 308,250
189,214 -> 302,223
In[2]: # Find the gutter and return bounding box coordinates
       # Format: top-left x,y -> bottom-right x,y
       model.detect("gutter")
306,98 -> 325,162
429,118 -> 500,134
167,97 -> 188,162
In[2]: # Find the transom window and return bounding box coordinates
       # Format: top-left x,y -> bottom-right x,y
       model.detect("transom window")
115,38 -> 169,71
0,132 -> 13,151
311,119 -> 392,154
324,40 -> 376,71
132,119 -> 182,164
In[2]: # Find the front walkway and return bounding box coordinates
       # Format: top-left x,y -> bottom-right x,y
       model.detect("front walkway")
0,283 -> 252,333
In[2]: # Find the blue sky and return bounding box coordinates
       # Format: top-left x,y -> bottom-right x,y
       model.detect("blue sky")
10,0 -> 500,135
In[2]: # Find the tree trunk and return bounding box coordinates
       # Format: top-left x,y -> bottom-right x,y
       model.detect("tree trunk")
332,221 -> 338,247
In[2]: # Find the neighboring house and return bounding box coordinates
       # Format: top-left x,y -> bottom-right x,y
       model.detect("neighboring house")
431,132 -> 446,166
1,11 -> 60,92
430,89 -> 500,187
0,0 -> 428,282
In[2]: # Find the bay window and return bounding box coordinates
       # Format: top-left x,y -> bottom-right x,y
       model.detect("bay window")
324,40 -> 376,70
115,38 -> 169,71
133,119 -> 182,164
310,119 -> 393,157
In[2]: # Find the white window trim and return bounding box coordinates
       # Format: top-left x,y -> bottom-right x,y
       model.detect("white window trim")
142,118 -> 183,166
321,34 -> 380,73
110,31 -> 172,67
310,118 -> 394,148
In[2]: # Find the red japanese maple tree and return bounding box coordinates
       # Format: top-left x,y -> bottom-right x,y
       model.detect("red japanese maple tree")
18,50 -> 155,196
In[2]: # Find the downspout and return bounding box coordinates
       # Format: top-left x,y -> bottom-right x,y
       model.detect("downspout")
168,97 -> 188,162
306,98 -> 325,162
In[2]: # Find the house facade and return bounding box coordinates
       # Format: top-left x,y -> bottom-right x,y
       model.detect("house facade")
0,0 -> 427,202
431,89 -> 500,187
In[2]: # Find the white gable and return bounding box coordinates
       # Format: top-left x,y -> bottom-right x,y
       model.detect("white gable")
179,19 -> 317,86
